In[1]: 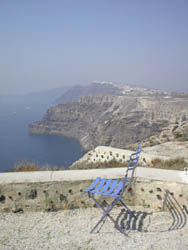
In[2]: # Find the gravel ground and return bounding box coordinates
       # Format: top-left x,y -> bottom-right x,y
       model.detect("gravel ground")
0,206 -> 188,250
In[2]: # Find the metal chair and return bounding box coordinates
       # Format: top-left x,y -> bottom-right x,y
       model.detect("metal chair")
84,145 -> 142,234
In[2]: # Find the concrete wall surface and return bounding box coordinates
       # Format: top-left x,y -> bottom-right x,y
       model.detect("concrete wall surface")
0,167 -> 188,213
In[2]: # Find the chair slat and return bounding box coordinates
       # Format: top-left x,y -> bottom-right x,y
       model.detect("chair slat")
96,179 -> 112,195
110,181 -> 123,197
103,180 -> 118,196
89,178 -> 106,194
84,177 -> 101,192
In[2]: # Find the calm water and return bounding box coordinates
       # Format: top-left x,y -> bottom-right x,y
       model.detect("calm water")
0,95 -> 85,172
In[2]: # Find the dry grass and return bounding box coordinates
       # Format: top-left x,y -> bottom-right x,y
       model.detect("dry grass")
150,157 -> 188,171
70,159 -> 127,170
6,156 -> 188,172
73,157 -> 188,171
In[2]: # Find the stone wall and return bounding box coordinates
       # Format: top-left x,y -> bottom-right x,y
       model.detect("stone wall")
0,168 -> 188,213
70,146 -> 170,169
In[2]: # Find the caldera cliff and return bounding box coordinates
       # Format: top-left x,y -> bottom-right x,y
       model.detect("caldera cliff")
29,93 -> 188,150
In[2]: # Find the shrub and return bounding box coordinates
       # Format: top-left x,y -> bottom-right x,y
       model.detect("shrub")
6,160 -> 63,172
173,131 -> 188,141
7,161 -> 40,172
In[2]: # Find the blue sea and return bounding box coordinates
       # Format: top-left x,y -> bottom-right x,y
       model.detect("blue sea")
0,94 -> 85,172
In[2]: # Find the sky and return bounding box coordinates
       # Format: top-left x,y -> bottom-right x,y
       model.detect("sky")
0,0 -> 188,94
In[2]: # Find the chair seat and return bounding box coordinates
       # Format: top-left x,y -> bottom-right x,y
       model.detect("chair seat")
84,177 -> 124,197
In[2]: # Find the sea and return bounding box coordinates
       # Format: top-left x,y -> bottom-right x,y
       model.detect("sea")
0,93 -> 85,172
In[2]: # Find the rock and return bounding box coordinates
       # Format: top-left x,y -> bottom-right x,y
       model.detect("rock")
27,189 -> 37,200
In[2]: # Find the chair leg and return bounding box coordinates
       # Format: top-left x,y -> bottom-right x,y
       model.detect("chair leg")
89,195 -> 127,235
90,210 -> 109,233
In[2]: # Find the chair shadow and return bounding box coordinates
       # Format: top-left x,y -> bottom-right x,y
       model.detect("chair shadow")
95,189 -> 187,236
115,189 -> 187,235
159,189 -> 187,232
104,189 -> 187,235
115,209 -> 152,233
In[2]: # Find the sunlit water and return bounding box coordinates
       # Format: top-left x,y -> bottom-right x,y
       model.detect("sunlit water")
0,96 -> 85,172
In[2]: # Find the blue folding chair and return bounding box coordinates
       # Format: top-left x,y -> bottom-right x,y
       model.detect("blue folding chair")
84,145 -> 142,234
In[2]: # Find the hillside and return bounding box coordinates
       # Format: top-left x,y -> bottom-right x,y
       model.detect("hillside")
56,81 -> 169,104
29,83 -> 188,150
56,82 -> 123,104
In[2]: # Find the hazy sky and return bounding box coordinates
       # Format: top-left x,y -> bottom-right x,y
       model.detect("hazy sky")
0,0 -> 188,94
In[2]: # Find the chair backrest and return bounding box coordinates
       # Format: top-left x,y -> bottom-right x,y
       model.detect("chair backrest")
124,145 -> 142,186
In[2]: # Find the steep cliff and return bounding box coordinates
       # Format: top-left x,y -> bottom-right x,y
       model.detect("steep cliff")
29,93 -> 188,150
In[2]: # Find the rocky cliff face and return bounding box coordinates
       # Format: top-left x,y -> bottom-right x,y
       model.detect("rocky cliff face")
29,93 -> 188,150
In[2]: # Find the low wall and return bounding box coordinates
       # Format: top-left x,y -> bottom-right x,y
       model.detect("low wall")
0,168 -> 188,213
71,146 -> 171,168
